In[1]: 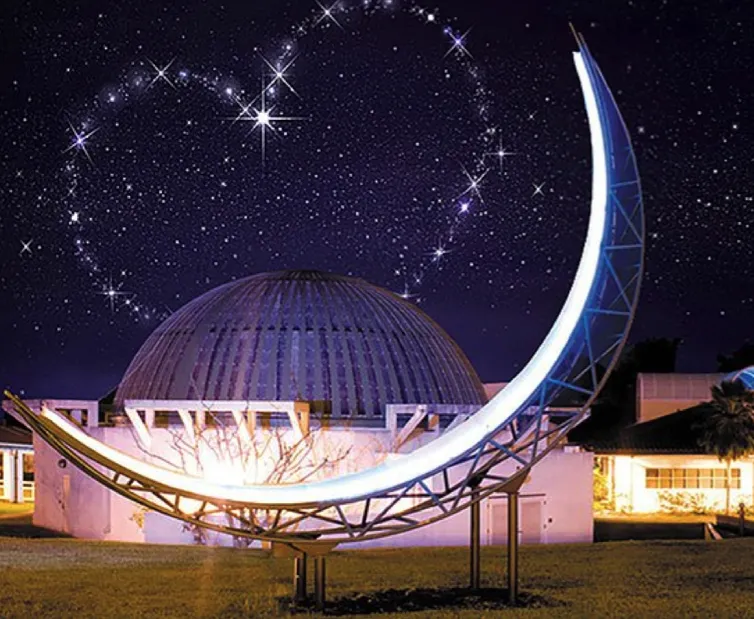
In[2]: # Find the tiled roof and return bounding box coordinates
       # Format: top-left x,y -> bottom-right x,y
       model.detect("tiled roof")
0,424 -> 32,446
582,404 -> 712,455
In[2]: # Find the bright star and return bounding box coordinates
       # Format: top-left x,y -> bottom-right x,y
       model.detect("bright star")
458,167 -> 489,202
70,212 -> 80,224
487,137 -> 516,173
233,81 -> 304,163
445,28 -> 472,58
19,240 -> 33,256
398,285 -> 417,300
64,122 -> 99,165
532,182 -> 546,197
260,55 -> 300,98
316,1 -> 344,29
146,58 -> 177,90
431,244 -> 450,264
100,276 -> 131,313
460,201 -> 471,214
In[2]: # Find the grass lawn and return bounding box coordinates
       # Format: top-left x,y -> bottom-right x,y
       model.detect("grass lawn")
1,533 -> 754,618
594,512 -> 713,542
0,501 -> 34,519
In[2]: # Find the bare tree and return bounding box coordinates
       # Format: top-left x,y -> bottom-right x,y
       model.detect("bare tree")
133,411 -> 358,545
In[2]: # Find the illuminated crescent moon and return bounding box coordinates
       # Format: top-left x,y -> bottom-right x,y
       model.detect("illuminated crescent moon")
6,34 -> 643,539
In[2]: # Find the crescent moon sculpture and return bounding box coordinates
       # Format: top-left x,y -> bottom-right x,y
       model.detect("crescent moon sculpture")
5,32 -> 644,545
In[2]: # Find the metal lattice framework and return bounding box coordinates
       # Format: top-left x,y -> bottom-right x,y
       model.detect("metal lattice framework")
5,34 -> 644,547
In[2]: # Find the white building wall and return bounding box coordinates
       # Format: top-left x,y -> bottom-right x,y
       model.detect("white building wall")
611,454 -> 754,513
33,421 -> 592,547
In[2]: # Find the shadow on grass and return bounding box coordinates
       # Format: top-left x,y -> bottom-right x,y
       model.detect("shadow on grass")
285,587 -> 564,616
0,514 -> 70,539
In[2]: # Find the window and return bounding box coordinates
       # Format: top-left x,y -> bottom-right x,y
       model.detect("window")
645,467 -> 741,490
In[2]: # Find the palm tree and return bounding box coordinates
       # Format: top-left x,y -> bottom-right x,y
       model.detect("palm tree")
696,381 -> 754,514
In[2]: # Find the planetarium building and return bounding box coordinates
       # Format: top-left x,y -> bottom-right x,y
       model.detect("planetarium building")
116,270 -> 487,418
7,270 -> 593,547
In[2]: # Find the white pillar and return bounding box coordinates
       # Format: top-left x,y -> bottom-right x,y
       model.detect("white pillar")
2,449 -> 22,503
14,450 -> 24,503
1,450 -> 11,501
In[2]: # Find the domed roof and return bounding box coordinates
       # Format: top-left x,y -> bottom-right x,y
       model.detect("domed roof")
723,367 -> 754,390
115,270 -> 487,418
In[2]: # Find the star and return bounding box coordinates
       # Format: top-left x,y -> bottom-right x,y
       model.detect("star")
459,201 -> 471,214
146,58 -> 177,90
99,276 -> 131,313
445,28 -> 472,59
315,1 -> 344,30
398,285 -> 417,300
70,212 -> 80,224
431,244 -> 450,264
532,182 -> 546,197
487,138 -> 516,173
260,55 -> 300,98
458,167 -> 489,202
235,80 -> 304,163
19,240 -> 33,256
63,122 -> 99,165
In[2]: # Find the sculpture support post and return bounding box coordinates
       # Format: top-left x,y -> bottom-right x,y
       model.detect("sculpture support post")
507,490 -> 519,604
470,488 -> 481,589
293,553 -> 307,604
314,555 -> 327,611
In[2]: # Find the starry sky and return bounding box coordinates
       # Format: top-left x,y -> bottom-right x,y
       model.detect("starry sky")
0,0 -> 751,399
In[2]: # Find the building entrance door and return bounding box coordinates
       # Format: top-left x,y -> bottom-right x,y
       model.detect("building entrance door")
487,494 -> 545,545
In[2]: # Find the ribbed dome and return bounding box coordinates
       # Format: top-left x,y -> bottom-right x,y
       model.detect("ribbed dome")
115,270 -> 486,419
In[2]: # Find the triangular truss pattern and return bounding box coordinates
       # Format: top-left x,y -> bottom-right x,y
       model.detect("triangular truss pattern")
3,37 -> 644,546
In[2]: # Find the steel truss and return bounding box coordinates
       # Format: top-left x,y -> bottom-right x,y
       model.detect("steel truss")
5,34 -> 644,547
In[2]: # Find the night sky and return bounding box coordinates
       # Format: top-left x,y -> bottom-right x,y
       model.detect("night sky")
0,1 -> 751,399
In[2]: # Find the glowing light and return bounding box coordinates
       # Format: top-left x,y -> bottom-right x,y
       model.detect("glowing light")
532,182 -> 546,197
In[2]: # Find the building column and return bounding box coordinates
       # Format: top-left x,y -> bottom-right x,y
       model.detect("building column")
1,450 -> 11,501
2,450 -> 22,503
15,450 -> 24,503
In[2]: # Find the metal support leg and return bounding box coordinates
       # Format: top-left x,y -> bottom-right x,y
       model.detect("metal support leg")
314,555 -> 326,612
470,495 -> 481,589
507,491 -> 519,604
293,554 -> 307,604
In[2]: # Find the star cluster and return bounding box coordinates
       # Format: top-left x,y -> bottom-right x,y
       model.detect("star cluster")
0,0 -> 752,397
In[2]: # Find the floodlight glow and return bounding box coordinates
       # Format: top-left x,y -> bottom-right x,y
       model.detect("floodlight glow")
26,49 -> 610,508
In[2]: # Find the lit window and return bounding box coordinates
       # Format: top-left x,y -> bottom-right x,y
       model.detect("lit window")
645,467 -> 741,490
